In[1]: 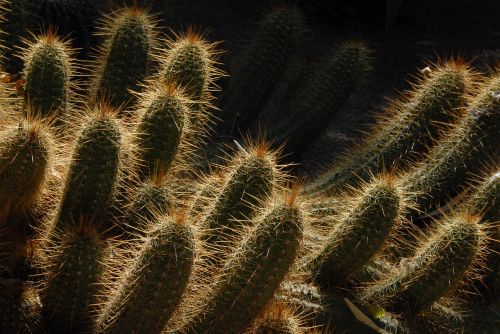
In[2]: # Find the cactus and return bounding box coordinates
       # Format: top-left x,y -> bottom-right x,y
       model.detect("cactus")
362,214 -> 484,314
50,104 -> 121,239
134,81 -> 189,178
306,175 -> 402,286
0,119 -> 50,219
92,6 -> 157,109
97,213 -> 194,334
466,170 -> 499,304
199,142 -> 280,263
21,30 -> 73,119
184,192 -> 303,333
158,28 -> 221,129
219,5 -> 303,134
41,224 -> 105,333
307,59 -> 473,194
268,41 -> 371,154
0,4 -> 498,334
403,73 -> 500,215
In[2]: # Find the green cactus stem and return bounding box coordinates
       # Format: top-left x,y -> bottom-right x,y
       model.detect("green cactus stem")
199,144 -> 277,264
22,30 -> 73,119
93,6 -> 156,109
268,41 -> 371,155
0,121 -> 50,219
41,225 -> 105,333
307,176 -> 401,286
363,214 -> 482,314
184,195 -> 303,334
97,215 -> 194,334
403,73 -> 500,215
306,59 -> 471,194
219,5 -> 303,134
51,106 -> 120,237
135,81 -> 187,178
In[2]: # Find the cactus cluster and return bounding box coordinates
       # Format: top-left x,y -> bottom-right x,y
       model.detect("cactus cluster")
0,2 -> 498,334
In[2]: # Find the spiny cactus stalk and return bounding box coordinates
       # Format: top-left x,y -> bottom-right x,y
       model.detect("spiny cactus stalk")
307,59 -> 472,194
92,6 -> 157,109
184,193 -> 303,334
0,119 -> 50,219
41,224 -> 105,333
158,28 -> 222,128
403,72 -> 500,215
134,81 -> 189,178
363,214 -> 484,314
122,171 -> 172,238
199,142 -> 280,262
0,3 -> 499,333
467,170 -> 499,304
97,214 -> 194,334
219,5 -> 303,134
307,175 -> 401,286
268,40 -> 371,154
21,30 -> 73,119
50,104 -> 121,238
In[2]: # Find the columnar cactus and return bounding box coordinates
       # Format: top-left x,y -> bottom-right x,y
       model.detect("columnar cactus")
41,224 -> 106,333
92,6 -> 157,109
307,59 -> 473,194
219,5 -> 303,134
184,192 -> 303,333
403,73 -> 500,215
21,30 -> 74,119
268,41 -> 371,154
362,214 -> 484,314
50,104 -> 121,239
0,119 -> 50,219
97,213 -> 194,334
306,175 -> 401,285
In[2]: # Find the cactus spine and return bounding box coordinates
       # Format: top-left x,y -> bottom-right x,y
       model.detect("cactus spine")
97,214 -> 194,334
307,175 -> 401,285
219,5 -> 303,134
22,30 -> 73,118
184,193 -> 303,333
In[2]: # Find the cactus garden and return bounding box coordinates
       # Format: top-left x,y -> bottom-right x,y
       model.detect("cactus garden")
0,1 -> 498,333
